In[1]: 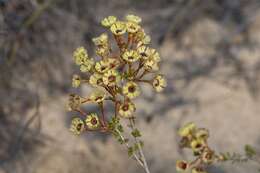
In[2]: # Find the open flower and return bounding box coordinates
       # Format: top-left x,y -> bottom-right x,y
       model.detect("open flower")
119,101 -> 136,118
73,47 -> 89,65
70,117 -> 85,135
103,69 -> 120,86
92,33 -> 108,47
110,21 -> 126,35
85,113 -> 100,129
125,14 -> 142,24
191,139 -> 205,153
89,73 -> 103,86
107,58 -> 120,70
101,16 -> 117,27
176,160 -> 189,172
67,94 -> 82,111
144,59 -> 159,71
126,22 -> 140,33
137,46 -> 151,60
72,74 -> 81,88
122,50 -> 140,62
90,90 -> 106,103
80,58 -> 94,72
95,60 -> 110,73
123,82 -> 140,99
152,74 -> 167,92
178,122 -> 196,137
149,48 -> 161,62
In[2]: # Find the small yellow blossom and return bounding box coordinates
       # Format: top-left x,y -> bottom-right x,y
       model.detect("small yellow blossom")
92,33 -> 108,46
90,90 -> 106,103
126,22 -> 140,33
178,122 -> 196,137
122,50 -> 140,62
80,58 -> 94,72
195,128 -> 209,140
103,69 -> 120,86
152,74 -> 167,92
96,47 -> 109,57
107,58 -> 120,70
73,47 -> 88,65
126,14 -> 142,24
101,16 -> 117,27
149,48 -> 161,62
123,82 -> 140,99
119,101 -> 136,118
144,59 -> 159,71
72,74 -> 81,88
67,94 -> 82,111
176,160 -> 189,172
136,29 -> 151,46
191,139 -> 205,153
89,73 -> 103,86
70,117 -> 85,135
110,21 -> 126,35
137,46 -> 151,60
95,60 -> 110,73
85,113 -> 100,129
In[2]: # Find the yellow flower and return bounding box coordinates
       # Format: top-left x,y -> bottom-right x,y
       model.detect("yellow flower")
95,60 -> 110,73
123,82 -> 140,99
103,69 -> 120,86
137,46 -> 151,60
89,73 -> 103,86
126,22 -> 140,33
125,14 -> 142,24
101,16 -> 117,27
90,90 -> 106,103
178,122 -> 196,137
152,74 -> 167,92
85,113 -> 100,129
136,29 -> 151,46
144,59 -> 159,71
67,94 -> 82,111
72,74 -> 81,88
190,139 -> 205,153
202,149 -> 215,164
70,117 -> 85,135
122,50 -> 140,62
96,47 -> 109,57
176,160 -> 189,172
191,167 -> 207,173
149,48 -> 161,62
92,33 -> 108,46
107,58 -> 120,70
195,128 -> 209,140
73,47 -> 88,65
119,101 -> 136,118
80,58 -> 94,72
110,21 -> 126,35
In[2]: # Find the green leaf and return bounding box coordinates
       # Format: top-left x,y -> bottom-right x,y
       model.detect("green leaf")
128,147 -> 134,156
244,144 -> 256,158
131,129 -> 141,138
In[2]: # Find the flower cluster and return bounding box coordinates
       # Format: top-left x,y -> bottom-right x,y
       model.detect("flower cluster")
68,14 -> 166,136
176,123 -> 217,173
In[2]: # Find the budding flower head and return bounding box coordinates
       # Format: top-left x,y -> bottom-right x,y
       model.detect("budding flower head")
80,58 -> 94,72
110,21 -> 126,35
73,47 -> 88,65
92,33 -> 108,46
152,74 -> 167,92
101,16 -> 117,27
178,122 -> 196,137
70,117 -> 85,135
119,101 -> 136,118
85,113 -> 100,129
195,128 -> 209,140
72,74 -> 81,88
123,82 -> 140,99
125,14 -> 142,24
67,94 -> 82,111
176,160 -> 189,172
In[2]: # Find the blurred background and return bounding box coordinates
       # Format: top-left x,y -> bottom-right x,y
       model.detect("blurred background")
1,0 -> 260,172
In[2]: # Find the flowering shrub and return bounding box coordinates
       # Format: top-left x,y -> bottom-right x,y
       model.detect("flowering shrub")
67,14 -> 166,173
